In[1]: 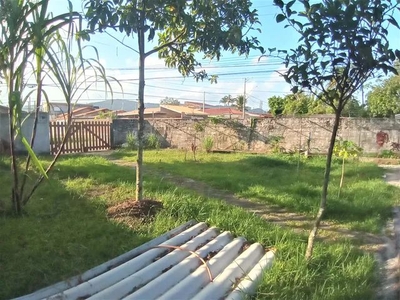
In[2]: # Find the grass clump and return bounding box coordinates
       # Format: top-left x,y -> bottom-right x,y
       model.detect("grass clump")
203,136 -> 214,153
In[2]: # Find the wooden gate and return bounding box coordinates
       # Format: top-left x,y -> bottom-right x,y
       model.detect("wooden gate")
50,120 -> 111,155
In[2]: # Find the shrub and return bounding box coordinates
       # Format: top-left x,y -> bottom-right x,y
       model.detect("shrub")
126,132 -> 137,150
194,122 -> 205,132
379,149 -> 397,158
203,136 -> 214,153
146,133 -> 161,150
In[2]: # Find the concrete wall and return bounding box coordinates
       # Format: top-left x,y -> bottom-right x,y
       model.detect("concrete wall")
0,112 -> 50,154
111,118 -> 138,147
111,116 -> 400,154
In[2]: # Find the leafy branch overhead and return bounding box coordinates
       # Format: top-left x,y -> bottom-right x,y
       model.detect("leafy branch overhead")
273,0 -> 400,110
84,0 -> 263,81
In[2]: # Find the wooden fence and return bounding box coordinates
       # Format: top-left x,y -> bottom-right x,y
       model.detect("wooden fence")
49,120 -> 111,155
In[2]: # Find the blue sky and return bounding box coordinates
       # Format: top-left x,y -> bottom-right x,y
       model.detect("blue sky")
4,0 -> 400,111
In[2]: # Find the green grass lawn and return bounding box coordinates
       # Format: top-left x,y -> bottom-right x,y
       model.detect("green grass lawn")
0,153 -> 393,299
113,149 -> 399,233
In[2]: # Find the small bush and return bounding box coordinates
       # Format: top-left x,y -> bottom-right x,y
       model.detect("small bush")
146,133 -> 161,150
203,136 -> 214,153
379,149 -> 398,158
194,122 -> 205,132
126,132 -> 137,150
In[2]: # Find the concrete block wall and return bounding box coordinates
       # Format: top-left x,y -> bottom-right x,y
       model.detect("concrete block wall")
112,116 -> 400,154
111,119 -> 138,147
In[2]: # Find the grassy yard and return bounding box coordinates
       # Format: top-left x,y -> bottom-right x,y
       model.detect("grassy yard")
0,152 -> 395,299
113,149 -> 399,233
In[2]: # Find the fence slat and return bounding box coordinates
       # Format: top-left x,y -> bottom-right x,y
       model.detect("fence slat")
49,120 -> 111,155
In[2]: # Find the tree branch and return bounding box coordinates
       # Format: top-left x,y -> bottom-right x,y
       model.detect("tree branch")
105,31 -> 139,54
145,29 -> 186,58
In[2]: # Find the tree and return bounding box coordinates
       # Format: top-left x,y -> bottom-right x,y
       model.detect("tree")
235,94 -> 247,111
160,97 -> 180,105
220,95 -> 236,106
268,95 -> 286,116
274,0 -> 400,260
220,94 -> 247,111
367,75 -> 400,117
0,0 -> 113,215
84,0 -> 261,201
341,98 -> 368,117
283,93 -> 311,115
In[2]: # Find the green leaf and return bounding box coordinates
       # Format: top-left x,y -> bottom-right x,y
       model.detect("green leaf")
20,135 -> 48,179
388,16 -> 400,29
287,0 -> 296,9
274,0 -> 284,9
276,14 -> 286,23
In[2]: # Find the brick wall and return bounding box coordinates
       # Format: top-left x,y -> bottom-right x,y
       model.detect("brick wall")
112,116 -> 400,154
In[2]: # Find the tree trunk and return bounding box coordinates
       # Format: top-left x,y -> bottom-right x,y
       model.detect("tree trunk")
135,8 -> 146,202
305,110 -> 341,260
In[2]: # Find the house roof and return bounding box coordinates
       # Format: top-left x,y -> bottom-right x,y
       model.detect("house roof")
53,107 -> 113,120
118,107 -> 162,117
161,105 -> 207,115
75,108 -> 111,117
204,107 -> 243,115
183,101 -> 215,109
71,106 -> 95,114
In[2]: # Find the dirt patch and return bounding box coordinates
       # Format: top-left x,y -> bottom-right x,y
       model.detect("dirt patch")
361,157 -> 400,165
107,199 -> 163,220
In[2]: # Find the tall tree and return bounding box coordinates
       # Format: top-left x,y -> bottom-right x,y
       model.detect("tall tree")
367,75 -> 400,117
283,93 -> 311,115
235,94 -> 247,111
274,0 -> 400,259
220,95 -> 236,106
268,95 -> 286,116
84,0 -> 261,201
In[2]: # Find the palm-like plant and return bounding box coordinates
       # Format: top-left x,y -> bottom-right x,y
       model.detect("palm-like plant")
0,0 -> 117,214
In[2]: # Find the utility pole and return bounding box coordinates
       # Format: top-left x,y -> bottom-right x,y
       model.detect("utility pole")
243,78 -> 247,119
203,91 -> 205,112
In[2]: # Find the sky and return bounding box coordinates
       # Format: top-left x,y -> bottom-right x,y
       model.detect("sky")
3,0 -> 400,112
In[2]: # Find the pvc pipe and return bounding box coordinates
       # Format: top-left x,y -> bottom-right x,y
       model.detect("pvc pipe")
158,237 -> 247,300
191,243 -> 264,300
88,227 -> 219,299
48,222 -> 207,300
225,251 -> 275,300
14,220 -> 196,300
125,231 -> 233,300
